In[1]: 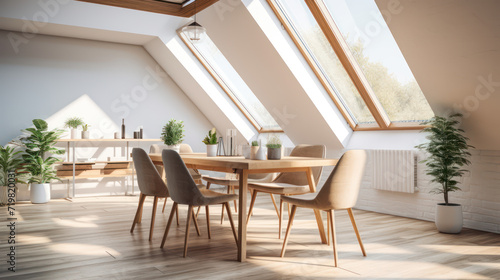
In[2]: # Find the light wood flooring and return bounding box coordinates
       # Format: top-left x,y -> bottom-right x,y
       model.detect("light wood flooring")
1,194 -> 500,279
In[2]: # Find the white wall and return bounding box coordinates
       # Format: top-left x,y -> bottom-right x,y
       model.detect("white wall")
0,30 -> 213,198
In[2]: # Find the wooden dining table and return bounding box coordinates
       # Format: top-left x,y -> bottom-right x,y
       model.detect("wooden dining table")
149,153 -> 338,262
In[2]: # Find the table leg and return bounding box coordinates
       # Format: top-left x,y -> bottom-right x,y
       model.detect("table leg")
306,167 -> 327,244
237,169 -> 248,262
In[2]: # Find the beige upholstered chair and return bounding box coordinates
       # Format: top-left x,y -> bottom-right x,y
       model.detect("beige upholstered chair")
280,150 -> 367,267
130,148 -> 170,241
160,149 -> 238,257
202,172 -> 276,223
247,144 -> 326,238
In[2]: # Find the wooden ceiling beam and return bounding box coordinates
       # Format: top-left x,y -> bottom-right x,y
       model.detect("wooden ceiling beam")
77,0 -> 219,17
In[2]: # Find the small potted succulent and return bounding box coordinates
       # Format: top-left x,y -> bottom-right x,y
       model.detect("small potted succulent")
415,113 -> 473,233
250,140 -> 259,160
202,128 -> 218,157
64,117 -> 84,139
161,119 -> 185,153
81,124 -> 90,139
266,135 -> 282,160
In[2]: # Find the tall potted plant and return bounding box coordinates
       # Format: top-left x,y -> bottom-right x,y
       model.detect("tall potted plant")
415,113 -> 473,233
81,123 -> 90,139
202,128 -> 218,157
21,119 -> 65,204
161,119 -> 185,153
0,146 -> 26,205
64,117 -> 84,139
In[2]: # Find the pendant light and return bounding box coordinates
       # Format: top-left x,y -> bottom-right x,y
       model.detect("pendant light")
182,0 -> 206,41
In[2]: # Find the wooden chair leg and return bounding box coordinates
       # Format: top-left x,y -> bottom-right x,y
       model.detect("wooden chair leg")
192,208 -> 201,236
327,211 -> 331,246
162,197 -> 167,213
176,204 -> 179,226
347,208 -> 366,256
279,198 -> 283,239
130,193 -> 146,233
206,206 -> 211,239
225,202 -> 238,247
206,182 -> 211,189
280,204 -> 297,257
220,203 -> 225,224
149,196 -> 159,241
183,205 -> 193,257
247,189 -> 258,225
232,186 -> 238,213
328,209 -> 338,267
269,193 -> 279,218
161,202 -> 177,248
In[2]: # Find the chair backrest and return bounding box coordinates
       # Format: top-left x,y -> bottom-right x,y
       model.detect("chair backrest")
132,148 -> 169,197
162,149 -> 203,205
273,144 -> 326,186
314,150 -> 367,210
150,143 -> 194,154
179,144 -> 194,153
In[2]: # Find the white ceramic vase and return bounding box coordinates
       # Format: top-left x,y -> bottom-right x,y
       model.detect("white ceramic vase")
30,183 -> 51,204
255,146 -> 267,160
435,203 -> 463,233
165,144 -> 180,153
70,128 -> 77,139
206,144 -> 218,157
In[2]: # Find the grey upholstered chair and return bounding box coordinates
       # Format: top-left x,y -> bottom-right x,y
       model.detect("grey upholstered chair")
247,144 -> 326,238
160,149 -> 238,257
130,148 -> 170,241
150,144 -> 202,214
280,150 -> 367,267
202,172 -> 276,223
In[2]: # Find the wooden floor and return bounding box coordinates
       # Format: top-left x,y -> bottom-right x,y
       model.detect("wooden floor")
1,194 -> 500,279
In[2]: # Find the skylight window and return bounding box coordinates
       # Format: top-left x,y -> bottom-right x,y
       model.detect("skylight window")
323,0 -> 433,123
179,31 -> 283,132
269,0 -> 434,129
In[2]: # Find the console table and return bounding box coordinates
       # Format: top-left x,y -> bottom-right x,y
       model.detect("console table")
56,139 -> 162,198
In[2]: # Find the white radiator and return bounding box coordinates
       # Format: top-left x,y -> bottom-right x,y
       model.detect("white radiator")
371,150 -> 416,193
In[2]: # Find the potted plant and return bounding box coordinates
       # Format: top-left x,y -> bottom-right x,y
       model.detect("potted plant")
161,119 -> 185,153
415,113 -> 473,233
64,117 -> 84,139
202,128 -> 218,157
250,140 -> 259,160
81,123 -> 90,139
266,135 -> 282,160
20,119 -> 65,204
0,146 -> 26,206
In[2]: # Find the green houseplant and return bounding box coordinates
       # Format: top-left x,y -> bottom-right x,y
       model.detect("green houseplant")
250,140 -> 259,160
0,146 -> 26,206
161,119 -> 185,153
266,135 -> 282,160
202,128 -> 218,157
415,113 -> 473,233
21,119 -> 65,204
64,117 -> 84,139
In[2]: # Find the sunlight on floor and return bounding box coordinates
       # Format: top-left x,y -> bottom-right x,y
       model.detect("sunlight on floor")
52,215 -> 99,228
49,243 -> 120,256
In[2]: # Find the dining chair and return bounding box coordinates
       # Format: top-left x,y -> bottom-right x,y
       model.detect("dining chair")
202,172 -> 276,223
149,144 -> 202,214
247,144 -> 326,238
280,150 -> 367,267
130,148 -> 171,241
160,149 -> 238,257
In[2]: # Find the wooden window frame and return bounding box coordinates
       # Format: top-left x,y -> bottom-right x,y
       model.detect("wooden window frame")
178,30 -> 284,133
267,0 -> 428,131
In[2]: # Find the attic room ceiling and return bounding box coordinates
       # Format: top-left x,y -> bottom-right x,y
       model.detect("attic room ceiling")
76,0 -> 219,17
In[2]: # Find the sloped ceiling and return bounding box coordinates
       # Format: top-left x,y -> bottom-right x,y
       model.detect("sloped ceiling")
375,0 -> 500,150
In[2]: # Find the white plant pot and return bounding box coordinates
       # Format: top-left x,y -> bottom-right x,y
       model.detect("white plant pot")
165,144 -> 180,153
81,131 -> 90,139
435,203 -> 463,233
206,144 -> 218,157
30,183 -> 51,204
70,128 -> 77,139
0,186 -> 12,205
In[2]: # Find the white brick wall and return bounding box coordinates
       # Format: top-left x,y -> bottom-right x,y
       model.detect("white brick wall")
320,149 -> 500,234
